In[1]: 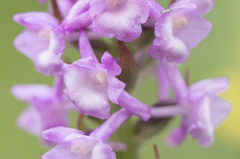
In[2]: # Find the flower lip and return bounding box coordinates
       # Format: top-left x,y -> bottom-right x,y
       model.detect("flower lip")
63,64 -> 110,119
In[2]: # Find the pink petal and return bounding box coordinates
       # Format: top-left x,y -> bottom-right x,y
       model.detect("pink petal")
78,30 -> 98,61
118,90 -> 150,121
56,0 -> 78,17
190,77 -> 230,101
17,106 -> 42,135
13,12 -> 58,31
150,14 -> 189,62
14,30 -> 49,61
189,97 -> 214,147
42,143 -> 80,159
35,30 -> 65,75
11,84 -> 53,101
166,126 -> 187,147
101,52 -> 122,76
107,75 -> 125,104
64,0 -> 90,21
62,11 -> 92,32
92,142 -> 116,159
209,96 -> 232,128
90,0 -> 150,42
156,63 -> 170,100
160,61 -> 188,104
147,0 -> 164,20
64,67 -> 110,119
90,109 -> 131,141
175,15 -> 212,50
42,127 -> 84,144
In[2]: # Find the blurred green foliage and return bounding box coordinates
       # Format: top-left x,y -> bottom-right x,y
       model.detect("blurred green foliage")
0,0 -> 240,159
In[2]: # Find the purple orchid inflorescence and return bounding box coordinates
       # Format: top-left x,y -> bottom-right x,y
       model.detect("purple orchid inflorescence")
12,0 -> 231,158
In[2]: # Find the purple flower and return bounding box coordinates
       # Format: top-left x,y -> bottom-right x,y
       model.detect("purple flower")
150,1 -> 212,62
63,30 -> 150,120
63,52 -> 150,120
13,12 -> 65,75
11,83 -> 72,137
42,109 -> 131,159
42,127 -> 116,159
159,61 -> 232,147
62,0 -> 152,41
89,0 -> 150,42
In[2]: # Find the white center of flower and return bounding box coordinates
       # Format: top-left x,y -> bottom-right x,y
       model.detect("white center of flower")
70,142 -> 92,155
106,0 -> 120,7
172,16 -> 188,31
38,28 -> 51,41
37,51 -> 54,68
95,70 -> 108,84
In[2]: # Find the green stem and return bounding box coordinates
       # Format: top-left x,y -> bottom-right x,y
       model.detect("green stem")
114,118 -> 139,159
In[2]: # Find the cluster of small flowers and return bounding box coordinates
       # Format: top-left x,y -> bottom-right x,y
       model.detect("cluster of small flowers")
12,0 -> 232,158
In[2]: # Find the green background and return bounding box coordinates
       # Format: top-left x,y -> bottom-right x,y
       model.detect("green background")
0,0 -> 240,158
